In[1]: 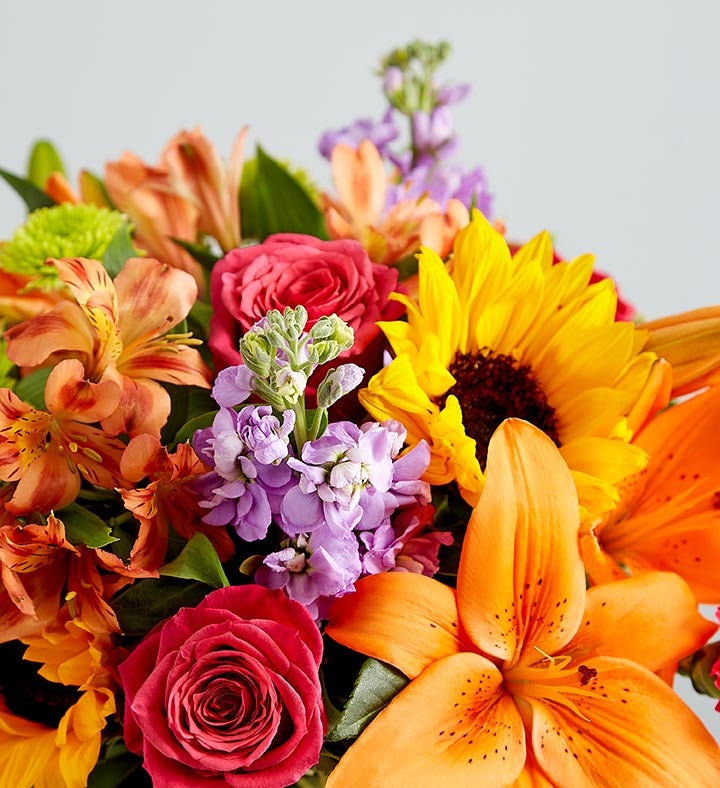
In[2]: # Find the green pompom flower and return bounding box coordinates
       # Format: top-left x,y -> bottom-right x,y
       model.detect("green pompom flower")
0,203 -> 128,289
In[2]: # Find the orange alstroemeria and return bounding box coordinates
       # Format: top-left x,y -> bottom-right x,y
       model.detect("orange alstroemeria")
0,359 -> 127,514
581,385 -> 720,603
0,513 -> 127,642
322,140 -> 468,265
641,305 -> 720,397
326,420 -> 720,787
4,256 -> 211,437
0,268 -> 66,325
104,153 -> 204,290
117,434 -> 234,573
160,126 -> 247,254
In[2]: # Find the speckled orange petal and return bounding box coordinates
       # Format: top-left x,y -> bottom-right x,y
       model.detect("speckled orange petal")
326,652 -> 526,788
601,385 -> 720,601
528,656 -> 720,786
325,572 -> 465,680
565,572 -> 717,673
457,419 -> 586,667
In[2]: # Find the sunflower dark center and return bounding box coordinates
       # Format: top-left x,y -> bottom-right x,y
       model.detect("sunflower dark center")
0,640 -> 81,728
442,349 -> 560,469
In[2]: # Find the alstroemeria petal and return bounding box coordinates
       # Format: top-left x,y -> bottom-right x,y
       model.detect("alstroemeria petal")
114,257 -> 198,345
53,257 -> 118,323
326,572 -> 465,680
7,447 -> 80,515
528,656 -> 720,786
457,419 -> 586,667
326,652 -> 526,788
44,359 -> 120,423
4,300 -> 94,367
118,342 -> 211,389
330,141 -> 386,229
100,372 -> 170,438
565,572 -> 717,673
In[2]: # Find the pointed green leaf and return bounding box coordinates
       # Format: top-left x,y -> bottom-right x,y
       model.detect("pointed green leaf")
27,140 -> 66,190
0,167 -> 56,212
102,222 -> 138,277
326,658 -> 409,742
58,502 -> 119,548
159,532 -> 229,588
111,577 -> 214,636
172,409 -> 216,447
240,147 -> 326,240
171,237 -> 221,268
13,366 -> 51,409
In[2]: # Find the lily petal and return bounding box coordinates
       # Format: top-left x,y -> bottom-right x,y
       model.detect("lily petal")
565,572 -> 717,673
325,572 -> 466,680
457,419 -> 586,667
528,656 -> 720,786
326,652 -> 526,788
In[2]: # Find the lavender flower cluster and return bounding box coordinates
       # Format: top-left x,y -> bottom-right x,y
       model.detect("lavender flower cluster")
193,307 -> 452,620
318,40 -> 492,217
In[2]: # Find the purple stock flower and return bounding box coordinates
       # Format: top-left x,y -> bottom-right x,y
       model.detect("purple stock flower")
318,111 -> 399,159
192,405 -> 295,541
255,529 -> 362,621
280,421 -> 395,536
436,81 -> 471,106
212,364 -> 256,407
411,107 -> 456,157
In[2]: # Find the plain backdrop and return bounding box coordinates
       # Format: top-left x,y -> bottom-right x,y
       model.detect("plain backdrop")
1,0 -> 719,735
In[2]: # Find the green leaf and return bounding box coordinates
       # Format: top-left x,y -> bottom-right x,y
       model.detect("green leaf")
171,237 -> 221,268
240,146 -> 326,240
188,298 -> 213,338
13,366 -> 51,409
172,409 -> 216,447
0,167 -> 56,212
159,532 -> 229,588
88,738 -> 147,788
102,222 -> 137,277
27,140 -> 66,190
326,658 -> 409,742
58,502 -> 119,548
111,577 -> 214,636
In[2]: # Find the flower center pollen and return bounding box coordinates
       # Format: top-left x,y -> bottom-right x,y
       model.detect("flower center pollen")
444,349 -> 560,469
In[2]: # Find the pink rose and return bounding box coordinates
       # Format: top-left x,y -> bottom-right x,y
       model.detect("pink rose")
117,585 -> 325,787
209,233 -> 404,375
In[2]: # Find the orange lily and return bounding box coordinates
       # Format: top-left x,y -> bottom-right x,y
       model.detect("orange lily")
0,359 -> 127,514
104,152 -> 204,290
326,420 -> 720,787
117,433 -> 234,572
322,140 -> 468,265
4,256 -> 211,437
641,305 -> 720,397
160,126 -> 247,253
581,385 -> 720,603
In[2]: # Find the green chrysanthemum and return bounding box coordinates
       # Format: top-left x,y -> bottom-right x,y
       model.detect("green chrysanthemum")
0,203 -> 128,289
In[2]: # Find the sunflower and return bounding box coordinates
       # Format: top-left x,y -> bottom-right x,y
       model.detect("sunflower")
0,615 -> 115,788
359,211 -> 670,518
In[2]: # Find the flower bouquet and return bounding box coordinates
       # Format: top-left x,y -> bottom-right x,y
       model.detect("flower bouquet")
0,40 -> 719,787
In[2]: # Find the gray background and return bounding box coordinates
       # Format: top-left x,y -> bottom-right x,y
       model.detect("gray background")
1,0 -> 718,734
